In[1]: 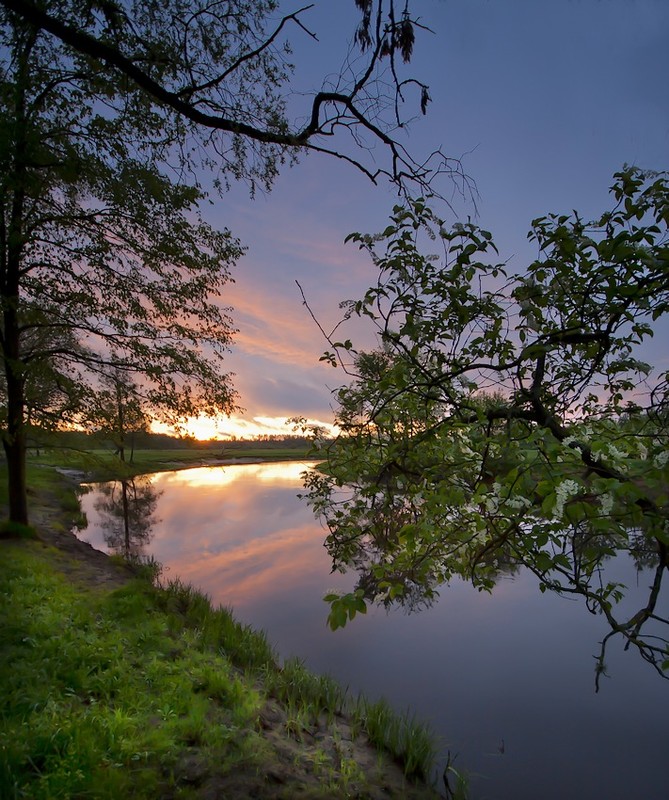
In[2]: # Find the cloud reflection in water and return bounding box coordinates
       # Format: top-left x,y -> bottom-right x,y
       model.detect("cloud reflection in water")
81,461 -> 345,612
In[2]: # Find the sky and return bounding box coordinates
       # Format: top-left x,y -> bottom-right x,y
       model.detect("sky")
181,0 -> 669,440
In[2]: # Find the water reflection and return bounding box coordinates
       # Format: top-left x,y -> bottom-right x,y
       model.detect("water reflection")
78,462 -> 667,800
83,462 -> 337,609
93,476 -> 161,558
171,461 -> 310,488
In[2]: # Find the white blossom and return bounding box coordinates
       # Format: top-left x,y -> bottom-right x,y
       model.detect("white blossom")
484,496 -> 499,513
606,443 -> 628,461
599,492 -> 614,517
553,479 -> 581,518
506,494 -> 532,511
484,483 -> 502,514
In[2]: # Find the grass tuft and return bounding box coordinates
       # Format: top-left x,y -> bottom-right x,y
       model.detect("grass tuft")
263,657 -> 348,725
153,578 -> 277,672
0,520 -> 38,540
352,696 -> 438,781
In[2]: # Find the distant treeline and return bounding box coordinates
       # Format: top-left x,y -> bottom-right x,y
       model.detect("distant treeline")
24,427 -> 319,453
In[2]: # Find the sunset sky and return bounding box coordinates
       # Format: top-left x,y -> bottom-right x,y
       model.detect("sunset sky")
184,0 -> 669,440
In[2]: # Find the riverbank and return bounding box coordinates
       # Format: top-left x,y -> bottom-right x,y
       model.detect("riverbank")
26,442 -> 314,484
0,464 -> 443,799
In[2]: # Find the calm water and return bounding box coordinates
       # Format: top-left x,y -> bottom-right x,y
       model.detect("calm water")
78,462 -> 667,800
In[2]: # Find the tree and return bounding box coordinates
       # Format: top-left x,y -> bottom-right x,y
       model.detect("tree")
0,1 -> 461,526
0,12 -> 241,523
305,168 -> 669,683
89,371 -> 150,463
1,323 -> 89,437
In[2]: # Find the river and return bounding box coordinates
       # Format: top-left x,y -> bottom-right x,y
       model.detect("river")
77,461 -> 667,800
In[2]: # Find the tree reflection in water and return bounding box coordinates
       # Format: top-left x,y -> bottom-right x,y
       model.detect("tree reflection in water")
94,477 -> 161,559
319,495 -> 668,688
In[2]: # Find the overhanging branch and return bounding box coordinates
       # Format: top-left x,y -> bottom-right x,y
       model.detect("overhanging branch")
0,0 -> 464,196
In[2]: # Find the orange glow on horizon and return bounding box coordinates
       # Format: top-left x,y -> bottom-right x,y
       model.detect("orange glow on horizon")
151,414 -> 337,441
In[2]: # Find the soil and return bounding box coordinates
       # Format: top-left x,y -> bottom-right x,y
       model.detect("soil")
9,471 -> 442,799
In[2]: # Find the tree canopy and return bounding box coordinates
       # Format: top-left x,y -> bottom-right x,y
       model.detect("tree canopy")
0,6 -> 241,522
305,167 -> 669,683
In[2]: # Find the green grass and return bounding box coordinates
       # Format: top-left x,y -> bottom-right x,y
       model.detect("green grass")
260,658 -> 438,781
0,543 -> 440,797
0,546 -> 275,799
0,521 -> 37,540
150,578 -> 276,672
263,657 -> 349,727
352,697 -> 438,782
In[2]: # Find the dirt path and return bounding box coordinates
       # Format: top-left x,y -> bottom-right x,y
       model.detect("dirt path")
28,487 -> 136,592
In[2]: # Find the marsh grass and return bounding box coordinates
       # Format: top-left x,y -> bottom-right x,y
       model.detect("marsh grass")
153,578 -> 276,671
263,658 -> 438,780
263,657 -> 349,725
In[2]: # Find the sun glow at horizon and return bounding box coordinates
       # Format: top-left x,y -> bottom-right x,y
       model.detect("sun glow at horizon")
151,414 -> 337,441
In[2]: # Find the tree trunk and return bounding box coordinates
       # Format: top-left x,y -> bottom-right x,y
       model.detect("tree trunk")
2,302 -> 29,525
3,428 -> 28,525
1,32 -> 34,526
3,136 -> 28,524
116,381 -> 126,462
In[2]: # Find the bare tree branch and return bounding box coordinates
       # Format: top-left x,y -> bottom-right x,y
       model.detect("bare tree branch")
0,0 -> 468,197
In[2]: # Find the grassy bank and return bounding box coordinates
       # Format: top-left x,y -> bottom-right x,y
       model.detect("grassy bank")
0,465 -> 442,799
